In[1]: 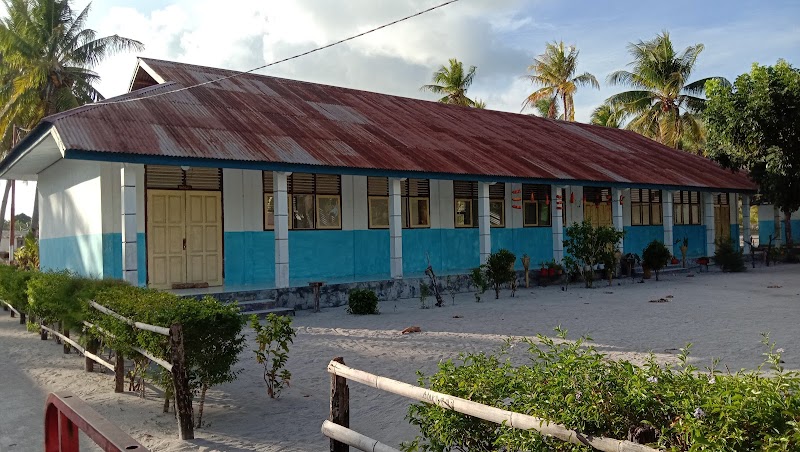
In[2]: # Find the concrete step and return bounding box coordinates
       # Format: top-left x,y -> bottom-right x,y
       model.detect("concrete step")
246,307 -> 296,318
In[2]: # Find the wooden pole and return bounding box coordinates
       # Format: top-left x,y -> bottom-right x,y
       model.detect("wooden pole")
321,421 -> 400,452
327,360 -> 658,452
330,356 -> 350,452
85,338 -> 97,372
114,352 -> 125,393
169,323 -> 194,440
9,179 -> 15,259
63,329 -> 71,354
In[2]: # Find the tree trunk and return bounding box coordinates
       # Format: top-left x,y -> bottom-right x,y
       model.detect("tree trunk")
0,181 -> 9,250
562,94 -> 568,122
784,209 -> 795,261
31,187 -> 38,236
195,383 -> 208,428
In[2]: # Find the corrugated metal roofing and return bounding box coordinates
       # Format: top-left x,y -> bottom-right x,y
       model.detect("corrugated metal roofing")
42,57 -> 755,191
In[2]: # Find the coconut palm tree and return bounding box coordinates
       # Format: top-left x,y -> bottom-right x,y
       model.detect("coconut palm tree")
590,103 -> 623,128
421,58 -> 478,107
532,97 -> 561,119
473,99 -> 487,109
605,31 -> 727,150
0,0 -> 143,233
523,41 -> 598,121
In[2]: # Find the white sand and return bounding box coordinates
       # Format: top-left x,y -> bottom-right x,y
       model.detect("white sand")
1,264 -> 798,451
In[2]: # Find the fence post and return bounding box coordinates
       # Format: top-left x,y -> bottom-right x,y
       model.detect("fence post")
330,356 -> 349,452
169,323 -> 194,440
63,329 -> 71,354
19,311 -> 25,325
114,352 -> 125,393
85,338 -> 98,372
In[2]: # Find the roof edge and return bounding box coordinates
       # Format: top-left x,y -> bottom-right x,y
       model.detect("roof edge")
0,123 -> 59,178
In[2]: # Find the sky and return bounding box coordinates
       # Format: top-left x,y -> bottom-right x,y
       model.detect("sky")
5,0 -> 800,218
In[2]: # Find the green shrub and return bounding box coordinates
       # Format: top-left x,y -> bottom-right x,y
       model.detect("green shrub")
715,238 -> 746,272
13,232 -> 39,270
89,285 -> 245,421
485,249 -> 516,299
251,313 -> 295,399
470,266 -> 488,302
4,267 -> 34,312
26,271 -> 85,329
563,220 -> 625,288
642,240 -> 671,281
404,329 -> 800,451
347,288 -> 379,315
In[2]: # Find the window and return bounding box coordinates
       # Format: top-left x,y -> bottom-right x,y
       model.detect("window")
263,172 -> 342,230
453,181 -> 505,228
631,189 -> 663,226
367,177 -> 430,229
522,184 -> 551,227
673,190 -> 701,225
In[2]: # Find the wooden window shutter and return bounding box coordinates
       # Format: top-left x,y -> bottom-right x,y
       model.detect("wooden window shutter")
263,171 -> 274,193
185,167 -> 222,190
522,184 -> 550,201
289,173 -> 314,193
316,174 -> 341,195
145,165 -> 221,190
367,177 -> 389,196
453,181 -> 477,198
407,179 -> 430,197
489,183 -> 505,199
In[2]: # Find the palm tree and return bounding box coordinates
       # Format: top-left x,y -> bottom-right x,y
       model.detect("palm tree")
421,58 -> 478,107
473,99 -> 487,109
590,103 -> 623,128
523,41 -> 598,121
605,31 -> 728,150
0,0 -> 143,233
532,97 -> 561,119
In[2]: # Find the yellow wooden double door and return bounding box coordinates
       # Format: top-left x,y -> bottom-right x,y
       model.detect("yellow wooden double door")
584,202 -> 613,228
714,204 -> 731,244
146,190 -> 223,289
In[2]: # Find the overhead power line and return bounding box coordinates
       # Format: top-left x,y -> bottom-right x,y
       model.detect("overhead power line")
97,0 -> 462,106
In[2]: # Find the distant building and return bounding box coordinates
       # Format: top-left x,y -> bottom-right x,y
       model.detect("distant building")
0,58 -> 757,290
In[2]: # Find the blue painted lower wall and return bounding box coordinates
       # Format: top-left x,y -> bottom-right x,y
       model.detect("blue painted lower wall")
491,227 -> 553,268
730,224 -> 740,250
224,231 -> 275,286
102,233 -> 122,279
41,234 -> 105,278
623,225 -> 664,256
759,220 -> 800,245
137,233 -> 146,286
673,225 -> 706,257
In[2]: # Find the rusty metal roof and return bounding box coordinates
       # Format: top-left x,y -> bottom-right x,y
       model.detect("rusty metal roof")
33,58 -> 756,191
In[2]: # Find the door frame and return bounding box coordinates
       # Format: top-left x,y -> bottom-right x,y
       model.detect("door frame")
144,167 -> 224,287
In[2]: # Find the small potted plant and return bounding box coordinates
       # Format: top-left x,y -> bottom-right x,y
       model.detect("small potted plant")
642,240 -> 671,281
539,262 -> 548,278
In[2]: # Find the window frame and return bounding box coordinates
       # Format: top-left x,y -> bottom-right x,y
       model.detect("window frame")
673,190 -> 702,225
630,189 -> 663,226
453,181 -> 506,228
263,172 -> 342,231
522,184 -> 552,227
366,177 -> 431,230
454,198 -> 475,228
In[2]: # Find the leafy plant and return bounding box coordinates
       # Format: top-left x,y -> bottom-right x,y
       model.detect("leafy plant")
13,232 -> 39,270
714,238 -> 746,272
444,276 -> 457,306
26,271 -> 83,329
404,328 -> 800,451
469,266 -> 488,302
347,288 -> 379,315
642,240 -> 671,281
250,313 -> 296,399
419,283 -> 431,309
562,220 -> 625,288
485,249 -> 517,299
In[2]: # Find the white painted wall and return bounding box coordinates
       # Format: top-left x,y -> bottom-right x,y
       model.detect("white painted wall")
223,168 -> 264,232
437,179 -> 455,229
352,175 -> 368,230
341,175 -> 355,231
509,182 -> 523,228
38,159 -> 103,239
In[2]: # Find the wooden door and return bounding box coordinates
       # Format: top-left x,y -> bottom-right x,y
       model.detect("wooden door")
147,190 -> 186,290
185,191 -> 223,286
584,203 -> 613,228
714,205 -> 731,245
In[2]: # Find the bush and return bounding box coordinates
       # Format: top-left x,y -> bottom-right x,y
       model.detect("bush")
715,238 -> 746,272
642,240 -> 671,281
347,288 -> 379,315
404,329 -> 800,451
13,232 -> 39,270
485,249 -> 516,299
563,221 -> 625,288
251,313 -> 296,399
470,266 -> 488,302
2,267 -> 35,313
26,271 -> 85,329
89,285 -> 245,422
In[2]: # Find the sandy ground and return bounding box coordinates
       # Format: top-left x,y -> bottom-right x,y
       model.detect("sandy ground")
0,264 -> 798,451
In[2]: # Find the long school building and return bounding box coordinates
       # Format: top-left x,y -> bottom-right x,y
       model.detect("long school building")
0,58 -> 757,290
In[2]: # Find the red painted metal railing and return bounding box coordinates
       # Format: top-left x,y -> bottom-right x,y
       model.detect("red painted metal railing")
44,392 -> 147,451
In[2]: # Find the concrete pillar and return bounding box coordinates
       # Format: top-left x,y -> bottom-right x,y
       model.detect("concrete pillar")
477,182 -> 491,264
663,190 -> 674,250
742,194 -> 750,253
121,165 -> 138,285
389,178 -> 403,279
552,185 -> 564,262
742,195 -> 750,254
703,192 -> 715,256
611,188 -> 624,253
274,172 -> 290,288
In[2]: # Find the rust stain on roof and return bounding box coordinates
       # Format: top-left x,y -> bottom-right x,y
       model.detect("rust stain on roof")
41,57 -> 756,191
